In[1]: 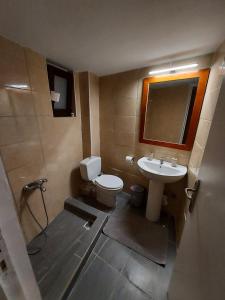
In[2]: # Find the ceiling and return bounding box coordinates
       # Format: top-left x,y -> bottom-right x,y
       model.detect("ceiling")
0,0 -> 225,76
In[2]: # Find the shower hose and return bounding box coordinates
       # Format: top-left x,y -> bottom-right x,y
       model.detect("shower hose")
25,187 -> 49,255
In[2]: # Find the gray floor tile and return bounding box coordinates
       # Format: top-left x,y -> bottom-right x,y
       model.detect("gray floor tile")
98,237 -> 131,272
110,274 -> 153,300
0,286 -> 7,300
93,233 -> 108,254
79,252 -> 96,277
116,192 -> 131,209
39,253 -> 81,300
159,213 -> 176,244
29,210 -> 85,282
157,242 -> 176,292
122,250 -> 160,297
67,256 -> 120,300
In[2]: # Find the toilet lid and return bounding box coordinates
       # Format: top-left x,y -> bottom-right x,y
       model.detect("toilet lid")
95,175 -> 123,190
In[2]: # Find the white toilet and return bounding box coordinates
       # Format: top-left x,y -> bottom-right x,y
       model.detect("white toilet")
80,156 -> 123,207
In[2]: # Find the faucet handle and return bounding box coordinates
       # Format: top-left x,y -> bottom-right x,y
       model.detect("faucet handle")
146,153 -> 154,161
170,157 -> 178,167
39,178 -> 48,183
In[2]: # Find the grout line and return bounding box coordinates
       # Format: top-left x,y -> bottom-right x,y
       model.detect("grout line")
108,273 -> 124,300
93,235 -> 109,254
125,276 -> 154,299
95,253 -> 121,273
76,253 -> 97,280
73,252 -> 82,259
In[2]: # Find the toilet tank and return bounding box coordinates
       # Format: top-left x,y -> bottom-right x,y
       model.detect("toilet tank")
80,156 -> 101,181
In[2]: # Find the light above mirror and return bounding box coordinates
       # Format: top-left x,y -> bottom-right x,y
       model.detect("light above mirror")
149,63 -> 199,75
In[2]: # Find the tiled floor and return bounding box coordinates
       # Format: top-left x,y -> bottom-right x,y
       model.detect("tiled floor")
28,198 -> 108,300
67,192 -> 176,300
29,193 -> 176,300
67,232 -> 176,300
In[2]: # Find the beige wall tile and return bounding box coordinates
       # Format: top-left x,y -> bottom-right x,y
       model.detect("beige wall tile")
0,36 -> 30,88
200,88 -> 221,121
79,72 -> 90,117
100,129 -> 114,145
0,35 -> 84,242
189,141 -> 204,175
205,56 -> 224,92
7,158 -> 47,207
24,48 -> 52,116
195,119 -> 211,149
8,89 -> 36,116
0,140 -> 43,172
187,167 -> 198,188
7,160 -> 48,241
0,117 -> 23,145
114,116 -> 136,134
134,142 -> 156,158
188,41 -> 225,182
17,116 -> 40,141
79,72 -> 92,157
0,88 -> 12,116
114,75 -> 139,98
114,132 -> 135,147
114,96 -> 137,116
100,93 -> 115,117
100,115 -> 114,131
38,116 -> 83,164
0,88 -> 36,117
89,72 -> 100,156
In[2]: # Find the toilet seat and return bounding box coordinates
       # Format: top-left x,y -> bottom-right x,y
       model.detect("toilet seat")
95,174 -> 123,190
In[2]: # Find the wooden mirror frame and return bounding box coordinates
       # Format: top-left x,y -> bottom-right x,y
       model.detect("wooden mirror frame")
139,69 -> 210,151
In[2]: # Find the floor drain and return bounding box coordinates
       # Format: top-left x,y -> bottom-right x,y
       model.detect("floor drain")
83,220 -> 94,230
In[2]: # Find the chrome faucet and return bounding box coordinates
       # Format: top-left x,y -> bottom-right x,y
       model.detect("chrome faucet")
23,178 -> 48,192
160,159 -> 164,167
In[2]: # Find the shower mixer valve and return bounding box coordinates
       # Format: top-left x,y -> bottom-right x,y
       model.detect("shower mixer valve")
23,178 -> 48,192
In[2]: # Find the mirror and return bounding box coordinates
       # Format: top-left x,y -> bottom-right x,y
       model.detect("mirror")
139,69 -> 209,150
144,78 -> 199,143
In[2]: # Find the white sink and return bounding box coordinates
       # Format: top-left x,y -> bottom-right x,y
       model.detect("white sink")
137,157 -> 187,183
137,157 -> 187,222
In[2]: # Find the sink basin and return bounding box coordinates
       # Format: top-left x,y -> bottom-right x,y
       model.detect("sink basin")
137,157 -> 187,183
137,157 -> 187,222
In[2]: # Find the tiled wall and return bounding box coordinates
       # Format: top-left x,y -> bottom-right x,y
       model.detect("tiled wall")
89,72 -> 100,156
188,41 -> 225,188
176,41 -> 225,239
79,72 -> 91,157
168,40 -> 225,300
99,54 -> 212,240
1,31 -> 222,245
79,72 -> 100,157
0,36 -> 83,242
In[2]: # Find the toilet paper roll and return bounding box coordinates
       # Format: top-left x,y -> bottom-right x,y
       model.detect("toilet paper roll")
126,156 -> 134,164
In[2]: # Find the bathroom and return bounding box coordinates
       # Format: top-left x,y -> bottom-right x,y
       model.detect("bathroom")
0,1 -> 225,300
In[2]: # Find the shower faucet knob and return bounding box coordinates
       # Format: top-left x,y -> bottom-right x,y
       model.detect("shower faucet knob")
23,178 -> 48,192
40,178 -> 48,183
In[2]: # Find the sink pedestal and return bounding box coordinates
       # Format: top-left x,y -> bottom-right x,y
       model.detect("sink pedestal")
146,180 -> 164,222
137,157 -> 187,222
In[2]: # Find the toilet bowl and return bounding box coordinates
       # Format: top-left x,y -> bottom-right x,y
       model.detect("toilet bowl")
80,156 -> 123,207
